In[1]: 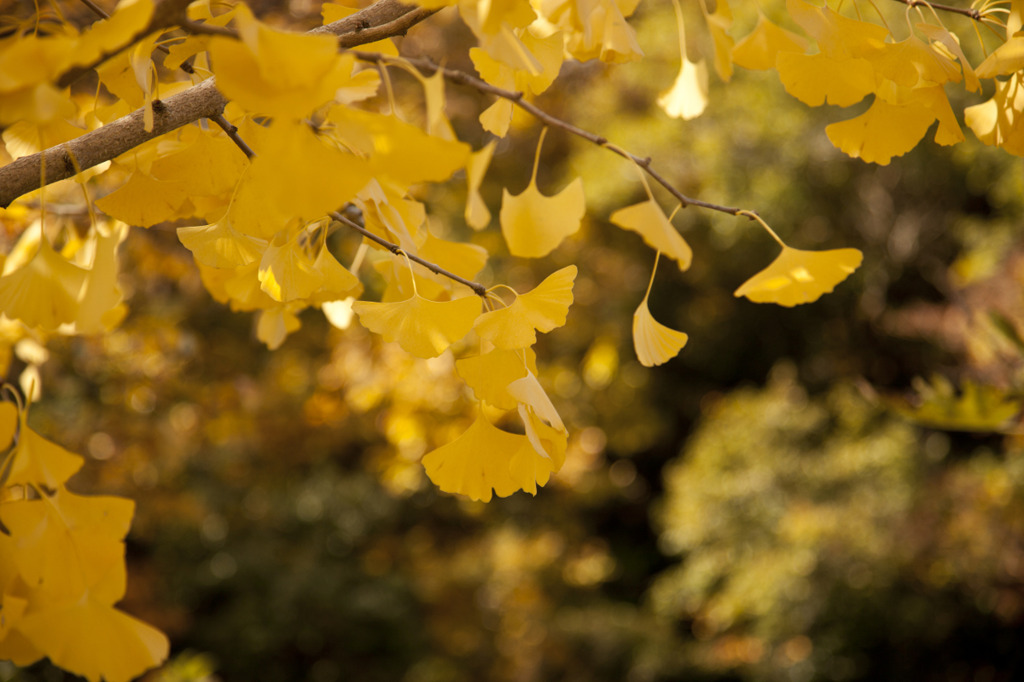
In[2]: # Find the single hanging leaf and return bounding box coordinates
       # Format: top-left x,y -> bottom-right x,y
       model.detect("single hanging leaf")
633,296 -> 688,367
353,294 -> 480,359
658,57 -> 708,120
74,222 -> 129,334
474,265 -> 577,349
500,178 -> 585,258
609,200 -> 692,270
734,245 -> 863,307
507,370 -> 566,434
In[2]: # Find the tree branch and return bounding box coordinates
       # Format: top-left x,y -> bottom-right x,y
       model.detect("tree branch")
349,51 -> 750,219
329,210 -> 488,297
889,0 -> 983,21
0,0 -> 438,209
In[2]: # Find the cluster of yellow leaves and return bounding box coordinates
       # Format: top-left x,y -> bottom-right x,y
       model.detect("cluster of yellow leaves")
667,0 -> 1024,163
0,400 -> 168,681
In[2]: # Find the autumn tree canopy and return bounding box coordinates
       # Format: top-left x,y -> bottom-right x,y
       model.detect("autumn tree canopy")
2,0 -> 1023,679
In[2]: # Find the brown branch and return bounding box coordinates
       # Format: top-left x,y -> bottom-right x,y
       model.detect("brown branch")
0,0 -> 438,208
889,0 -> 983,21
329,211 -> 488,298
349,51 -> 749,219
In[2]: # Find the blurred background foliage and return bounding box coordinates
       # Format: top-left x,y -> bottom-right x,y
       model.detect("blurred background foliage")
5,0 -> 1024,680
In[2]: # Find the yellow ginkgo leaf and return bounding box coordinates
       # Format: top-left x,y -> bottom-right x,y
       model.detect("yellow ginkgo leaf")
5,420 -> 85,490
775,52 -> 875,107
734,245 -> 863,307
825,96 -> 936,165
258,228 -> 322,303
0,232 -> 88,331
512,407 -> 567,484
658,57 -> 708,120
975,34 -> 1024,79
964,75 -> 1024,156
916,23 -> 980,93
507,370 -> 565,435
474,265 -> 577,349
95,171 -> 192,227
209,5 -> 353,119
703,0 -> 734,81
14,596 -> 168,682
310,244 -> 362,302
177,216 -> 268,269
455,348 -> 537,410
731,13 -> 808,70
633,296 -> 688,367
465,141 -> 496,230
500,177 -> 585,258
659,0 -> 708,120
74,222 -> 129,334
609,200 -> 692,271
256,305 -> 302,350
421,412 -> 523,502
354,294 -> 480,359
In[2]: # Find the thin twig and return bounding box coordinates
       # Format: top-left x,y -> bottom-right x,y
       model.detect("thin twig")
329,211 -> 488,298
889,0 -> 983,21
349,50 -> 752,219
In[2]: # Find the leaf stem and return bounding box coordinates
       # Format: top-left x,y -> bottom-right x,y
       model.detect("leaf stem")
737,209 -> 787,248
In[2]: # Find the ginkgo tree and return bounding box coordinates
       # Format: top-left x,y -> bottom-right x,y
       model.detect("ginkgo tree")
1,0 -> 1021,678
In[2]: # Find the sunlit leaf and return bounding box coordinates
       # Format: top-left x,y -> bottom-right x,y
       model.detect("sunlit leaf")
354,294 -> 480,359
500,178 -> 585,258
632,296 -> 688,367
609,200 -> 692,270
455,348 -> 536,410
474,265 -> 577,348
734,245 -> 862,307
732,13 -> 808,70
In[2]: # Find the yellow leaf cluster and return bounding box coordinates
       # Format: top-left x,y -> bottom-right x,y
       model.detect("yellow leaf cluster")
0,400 -> 168,681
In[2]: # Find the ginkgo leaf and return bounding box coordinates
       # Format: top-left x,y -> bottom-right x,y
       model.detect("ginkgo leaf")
916,23 -> 980,93
514,403 -> 568,476
422,411 -> 544,502
256,305 -> 302,350
500,178 -> 585,258
964,75 -> 1024,156
258,228 -> 322,303
96,166 -> 197,227
209,5 -> 353,119
658,57 -> 708,120
507,370 -> 566,434
731,13 -> 808,70
0,233 -> 88,331
734,245 -> 863,307
14,597 -> 168,682
421,412 -> 520,502
455,348 -> 536,410
74,222 -> 129,334
975,34 -> 1024,78
354,294 -> 480,359
310,244 -> 362,302
825,96 -> 936,165
703,0 -> 734,81
775,52 -> 875,107
633,296 -> 688,367
177,216 -> 268,269
465,141 -> 496,230
609,200 -> 692,270
474,265 -> 577,348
